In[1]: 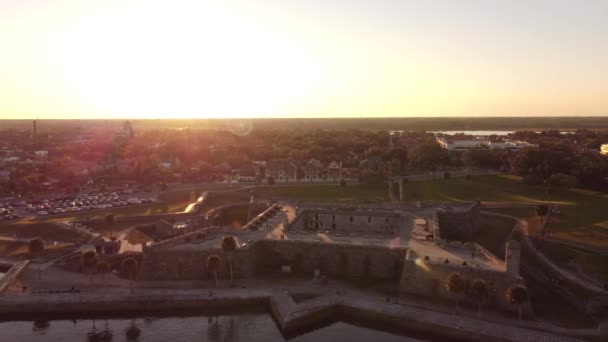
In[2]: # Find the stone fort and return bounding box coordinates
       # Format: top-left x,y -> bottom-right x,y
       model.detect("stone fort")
138,202 -> 527,314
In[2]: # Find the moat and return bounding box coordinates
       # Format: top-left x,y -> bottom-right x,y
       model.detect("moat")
0,311 -> 426,342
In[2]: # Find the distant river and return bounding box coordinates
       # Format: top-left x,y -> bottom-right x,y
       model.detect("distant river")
0,312 -> 429,342
430,130 -> 576,136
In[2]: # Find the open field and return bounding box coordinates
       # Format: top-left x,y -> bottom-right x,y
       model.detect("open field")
251,183 -> 387,202
473,214 -> 515,257
402,175 -> 608,247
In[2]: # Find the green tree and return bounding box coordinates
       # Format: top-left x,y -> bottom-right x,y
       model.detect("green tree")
221,236 -> 238,283
446,272 -> 464,311
28,238 -> 44,254
469,279 -> 489,316
83,251 -> 98,284
121,258 -> 138,293
506,285 -> 528,321
207,255 -> 221,287
408,139 -> 449,171
96,261 -> 110,280
536,204 -> 549,225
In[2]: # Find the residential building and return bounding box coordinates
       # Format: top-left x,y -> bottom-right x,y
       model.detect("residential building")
436,137 -> 536,151
327,161 -> 342,180
303,158 -> 323,181
266,159 -> 298,183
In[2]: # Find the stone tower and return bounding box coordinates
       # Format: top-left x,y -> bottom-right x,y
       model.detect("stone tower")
505,240 -> 521,276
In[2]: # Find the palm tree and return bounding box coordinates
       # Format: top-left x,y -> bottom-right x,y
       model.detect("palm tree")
125,319 -> 141,341
362,255 -> 371,277
206,255 -> 221,287
446,272 -> 464,312
506,285 -> 528,321
33,320 -> 50,332
83,251 -> 98,284
96,261 -> 110,280
339,254 -> 349,278
28,238 -> 44,254
470,279 -> 489,316
121,258 -> 138,293
105,213 -> 117,238
221,236 -> 238,284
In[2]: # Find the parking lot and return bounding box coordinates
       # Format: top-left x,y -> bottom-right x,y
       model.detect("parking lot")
1,190 -> 155,221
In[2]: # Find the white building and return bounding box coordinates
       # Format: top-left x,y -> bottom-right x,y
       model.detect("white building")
34,150 -> 48,159
436,137 -> 536,151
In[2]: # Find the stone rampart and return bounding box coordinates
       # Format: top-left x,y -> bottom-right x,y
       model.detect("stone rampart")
0,261 -> 30,294
140,239 -> 407,282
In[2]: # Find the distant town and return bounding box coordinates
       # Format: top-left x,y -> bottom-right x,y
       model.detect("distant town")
1,120 -> 607,210
1,119 -> 608,342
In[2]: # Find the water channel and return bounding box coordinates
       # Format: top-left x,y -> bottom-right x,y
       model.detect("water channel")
0,310 -> 432,342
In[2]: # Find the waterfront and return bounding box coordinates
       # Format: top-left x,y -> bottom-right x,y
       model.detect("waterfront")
0,312 -> 425,342
430,130 -> 515,136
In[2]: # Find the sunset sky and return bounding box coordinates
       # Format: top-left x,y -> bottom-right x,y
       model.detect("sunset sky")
1,0 -> 607,119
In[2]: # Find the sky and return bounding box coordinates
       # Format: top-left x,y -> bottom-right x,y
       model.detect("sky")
0,0 -> 607,119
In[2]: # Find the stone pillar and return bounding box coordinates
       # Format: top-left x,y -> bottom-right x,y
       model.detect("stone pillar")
505,240 -> 521,276
398,179 -> 404,201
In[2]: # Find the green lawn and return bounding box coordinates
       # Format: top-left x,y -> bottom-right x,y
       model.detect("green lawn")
404,175 -> 608,247
473,214 -> 515,256
251,183 -> 387,202
234,176 -> 608,247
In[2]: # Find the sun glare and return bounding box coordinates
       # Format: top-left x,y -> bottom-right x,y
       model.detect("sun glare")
53,1 -> 330,119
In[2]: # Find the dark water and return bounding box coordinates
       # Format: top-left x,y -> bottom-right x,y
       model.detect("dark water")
0,312 -> 426,342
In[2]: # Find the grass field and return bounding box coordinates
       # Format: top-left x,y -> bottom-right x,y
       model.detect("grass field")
473,214 -> 515,256
251,183 -> 387,202
402,175 -> 608,247
157,185 -> 237,212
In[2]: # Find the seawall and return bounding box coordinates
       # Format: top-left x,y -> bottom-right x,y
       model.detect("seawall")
0,289 -> 583,341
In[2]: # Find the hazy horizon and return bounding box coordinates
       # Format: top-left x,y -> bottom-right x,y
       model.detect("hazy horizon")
1,0 -> 607,119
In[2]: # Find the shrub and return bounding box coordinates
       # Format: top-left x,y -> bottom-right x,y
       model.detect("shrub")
28,239 -> 44,253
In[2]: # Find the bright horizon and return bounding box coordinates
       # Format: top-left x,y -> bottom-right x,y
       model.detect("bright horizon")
1,0 -> 607,119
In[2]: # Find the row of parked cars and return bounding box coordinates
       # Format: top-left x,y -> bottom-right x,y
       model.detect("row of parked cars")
22,192 -> 154,216
0,206 -> 21,220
